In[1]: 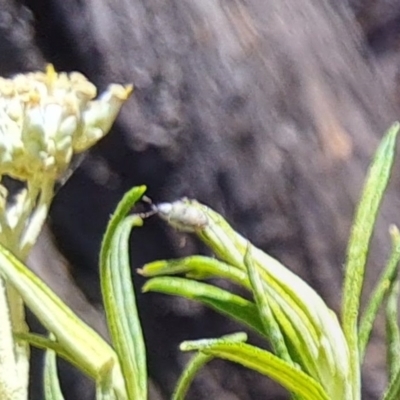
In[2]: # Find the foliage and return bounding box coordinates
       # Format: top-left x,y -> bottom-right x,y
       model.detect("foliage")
0,65 -> 132,400
0,66 -> 399,400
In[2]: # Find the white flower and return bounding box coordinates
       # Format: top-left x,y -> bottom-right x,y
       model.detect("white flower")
0,65 -> 132,182
0,65 -> 132,256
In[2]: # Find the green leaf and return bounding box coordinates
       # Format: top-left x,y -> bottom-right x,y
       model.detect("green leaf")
172,352 -> 213,400
44,343 -> 65,400
383,363 -> 400,400
100,186 -> 148,400
153,199 -> 351,398
15,333 -> 79,375
180,332 -> 248,351
100,185 -> 147,267
386,279 -> 400,382
102,216 -> 146,400
139,256 -> 248,288
142,277 -> 266,337
181,339 -> 329,400
0,245 -> 126,397
244,245 -> 293,365
359,225 -> 400,360
140,255 -> 318,379
174,332 -> 248,400
342,122 -> 399,398
154,201 -> 322,349
18,331 -> 118,400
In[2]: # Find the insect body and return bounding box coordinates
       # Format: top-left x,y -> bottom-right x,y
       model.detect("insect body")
153,199 -> 209,232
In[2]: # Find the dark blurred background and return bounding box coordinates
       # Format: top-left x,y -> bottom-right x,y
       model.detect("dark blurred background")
2,0 -> 400,398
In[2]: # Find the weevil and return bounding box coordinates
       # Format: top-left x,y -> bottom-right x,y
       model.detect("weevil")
152,199 -> 209,232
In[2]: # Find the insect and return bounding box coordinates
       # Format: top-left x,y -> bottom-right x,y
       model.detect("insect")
152,199 -> 209,232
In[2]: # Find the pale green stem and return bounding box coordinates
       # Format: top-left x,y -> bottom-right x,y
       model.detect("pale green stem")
0,215 -> 30,400
0,178 -> 56,400
20,179 -> 54,259
5,283 -> 29,378
0,209 -> 13,252
14,184 -> 41,243
0,277 -> 24,400
17,180 -> 55,398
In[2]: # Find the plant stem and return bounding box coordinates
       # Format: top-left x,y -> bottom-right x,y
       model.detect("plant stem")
0,277 -> 24,400
0,178 -> 56,400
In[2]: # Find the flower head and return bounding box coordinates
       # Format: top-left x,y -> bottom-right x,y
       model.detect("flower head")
0,65 -> 132,182
0,65 -> 132,256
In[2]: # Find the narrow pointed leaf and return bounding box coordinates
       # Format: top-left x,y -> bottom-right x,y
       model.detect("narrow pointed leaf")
383,366 -> 400,400
172,352 -> 212,400
359,225 -> 400,359
181,340 -> 329,400
154,199 -> 351,398
0,245 -> 125,396
15,333 -> 87,376
139,256 -> 248,288
100,186 -> 146,266
102,216 -> 146,400
19,332 -> 120,400
175,331 -> 247,400
142,277 -> 266,337
245,245 -> 293,365
342,122 -> 399,398
100,186 -> 148,400
44,347 -> 64,400
386,280 -> 400,381
140,252 -> 317,382
180,332 -> 248,351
